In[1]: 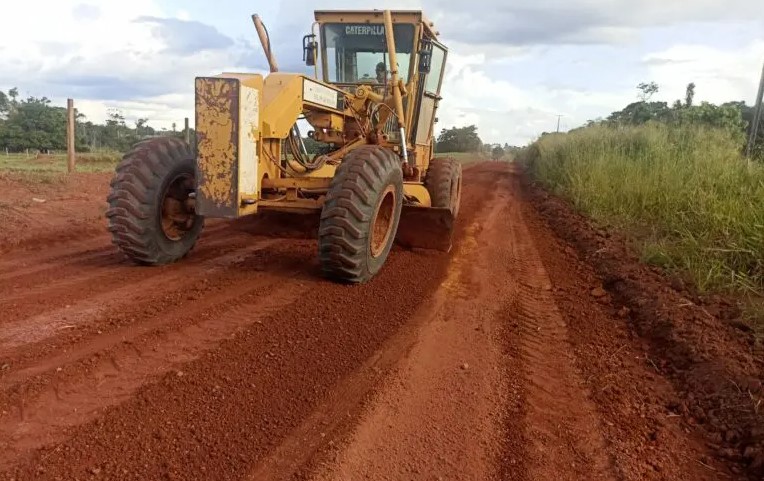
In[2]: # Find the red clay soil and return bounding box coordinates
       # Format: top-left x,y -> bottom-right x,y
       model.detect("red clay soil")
0,162 -> 761,481
520,171 -> 764,479
0,172 -> 111,253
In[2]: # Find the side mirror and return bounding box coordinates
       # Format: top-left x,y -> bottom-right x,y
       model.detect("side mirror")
302,34 -> 317,67
418,40 -> 433,74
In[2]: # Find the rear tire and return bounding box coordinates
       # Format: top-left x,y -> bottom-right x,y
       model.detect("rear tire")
106,137 -> 204,265
425,157 -> 462,218
319,145 -> 403,284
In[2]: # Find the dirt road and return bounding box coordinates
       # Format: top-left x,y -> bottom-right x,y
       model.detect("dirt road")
0,162 -> 761,480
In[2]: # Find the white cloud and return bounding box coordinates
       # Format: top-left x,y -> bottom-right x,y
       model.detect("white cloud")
0,0 -> 257,130
644,41 -> 764,105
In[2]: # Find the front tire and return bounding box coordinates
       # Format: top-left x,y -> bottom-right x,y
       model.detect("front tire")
318,145 -> 403,283
106,137 -> 204,265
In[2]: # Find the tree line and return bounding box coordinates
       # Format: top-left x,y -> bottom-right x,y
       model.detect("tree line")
562,81 -> 764,159
433,124 -> 520,159
0,88 -> 188,153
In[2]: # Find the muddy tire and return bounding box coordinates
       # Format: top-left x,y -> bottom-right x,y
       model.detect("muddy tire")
425,157 -> 462,218
106,137 -> 204,265
319,145 -> 403,284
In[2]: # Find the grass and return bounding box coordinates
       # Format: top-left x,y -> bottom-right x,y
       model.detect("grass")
0,151 -> 121,175
437,151 -> 500,165
521,123 -> 764,302
0,151 -> 121,185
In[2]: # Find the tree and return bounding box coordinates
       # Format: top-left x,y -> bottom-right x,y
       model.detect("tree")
685,82 -> 696,107
570,84 -> 762,159
0,87 -> 187,154
674,101 -> 746,140
637,82 -> 659,102
135,118 -> 148,136
435,125 -> 482,153
491,145 -> 505,161
0,91 -> 8,117
607,101 -> 671,125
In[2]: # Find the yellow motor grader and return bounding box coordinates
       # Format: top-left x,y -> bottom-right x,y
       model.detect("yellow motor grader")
106,9 -> 461,283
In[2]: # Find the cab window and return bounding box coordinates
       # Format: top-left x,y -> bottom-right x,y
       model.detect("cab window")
322,23 -> 415,84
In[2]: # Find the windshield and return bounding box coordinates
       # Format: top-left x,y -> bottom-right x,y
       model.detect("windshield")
321,23 -> 415,84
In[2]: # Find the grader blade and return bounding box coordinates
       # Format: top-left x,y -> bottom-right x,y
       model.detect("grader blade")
395,205 -> 455,252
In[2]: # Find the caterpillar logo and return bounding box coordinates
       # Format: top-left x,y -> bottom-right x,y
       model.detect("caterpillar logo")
345,25 -> 384,35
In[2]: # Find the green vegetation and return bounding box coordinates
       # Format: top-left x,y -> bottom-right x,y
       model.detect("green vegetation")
433,125 -> 519,162
436,152 -> 488,164
0,151 -> 120,174
0,87 -> 189,154
522,82 -> 764,308
435,125 -> 483,153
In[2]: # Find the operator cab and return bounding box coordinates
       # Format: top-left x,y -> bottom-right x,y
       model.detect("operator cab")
304,10 -> 447,148
306,11 -> 446,93
321,23 -> 415,86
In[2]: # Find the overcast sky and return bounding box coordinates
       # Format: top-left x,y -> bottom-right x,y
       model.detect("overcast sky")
1,0 -> 763,145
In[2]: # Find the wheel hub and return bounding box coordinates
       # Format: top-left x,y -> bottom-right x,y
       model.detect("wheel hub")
160,173 -> 196,241
370,185 -> 396,258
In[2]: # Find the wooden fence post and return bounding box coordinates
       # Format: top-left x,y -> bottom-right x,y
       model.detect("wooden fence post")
67,98 -> 76,173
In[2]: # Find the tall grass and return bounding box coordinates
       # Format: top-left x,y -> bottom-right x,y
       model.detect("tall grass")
0,151 -> 121,175
523,123 -> 764,295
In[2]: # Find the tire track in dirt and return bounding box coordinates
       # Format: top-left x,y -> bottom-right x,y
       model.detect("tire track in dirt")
0,280 -> 301,469
0,240 -> 305,387
0,220 -> 232,282
304,164 -> 615,481
0,235 -> 319,471
0,237 -> 281,351
305,203 -> 508,480
0,162 -> 743,481
247,171 -> 503,481
518,171 -> 748,479
495,184 -> 616,481
0,230 -> 266,331
0,167 -> 499,481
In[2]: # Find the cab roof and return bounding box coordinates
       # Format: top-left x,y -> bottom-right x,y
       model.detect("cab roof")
313,10 -> 439,39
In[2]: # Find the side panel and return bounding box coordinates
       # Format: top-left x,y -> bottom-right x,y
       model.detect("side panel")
260,74 -> 305,138
195,77 -> 238,218
239,85 -> 260,200
195,74 -> 263,218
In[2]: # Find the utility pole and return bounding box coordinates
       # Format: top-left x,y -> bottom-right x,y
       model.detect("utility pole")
556,115 -> 563,133
184,117 -> 190,144
746,62 -> 764,160
66,98 -> 76,173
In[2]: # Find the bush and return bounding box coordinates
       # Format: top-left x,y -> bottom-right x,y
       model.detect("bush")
523,123 -> 764,294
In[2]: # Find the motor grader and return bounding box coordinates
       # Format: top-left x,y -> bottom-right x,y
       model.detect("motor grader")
106,9 -> 461,283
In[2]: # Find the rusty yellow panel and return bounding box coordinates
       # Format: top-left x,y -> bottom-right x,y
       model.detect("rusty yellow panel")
195,77 -> 236,217
195,74 -> 263,218
261,73 -> 304,138
261,74 -> 345,138
304,111 -> 345,131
